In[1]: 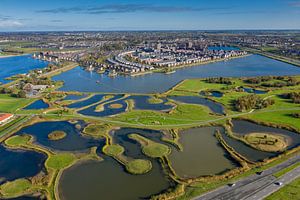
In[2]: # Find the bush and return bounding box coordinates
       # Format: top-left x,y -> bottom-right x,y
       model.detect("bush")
292,113 -> 300,118
284,92 -> 300,104
235,94 -> 274,111
206,77 -> 234,85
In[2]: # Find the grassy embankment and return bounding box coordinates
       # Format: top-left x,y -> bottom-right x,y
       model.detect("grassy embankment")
129,134 -> 171,158
273,162 -> 300,178
265,176 -> 300,200
0,116 -> 30,138
241,47 -> 300,67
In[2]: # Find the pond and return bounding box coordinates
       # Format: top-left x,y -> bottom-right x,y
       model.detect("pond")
242,87 -> 267,94
0,55 -> 49,84
110,128 -> 165,159
168,127 -> 238,178
200,91 -> 224,98
128,95 -> 174,111
79,98 -> 127,117
15,121 -> 104,152
59,157 -> 171,200
23,100 -> 49,110
168,95 -> 225,115
63,94 -> 88,101
220,131 -> 277,162
67,94 -> 106,109
53,54 -> 300,93
78,94 -> 125,117
0,145 -> 46,183
231,120 -> 300,149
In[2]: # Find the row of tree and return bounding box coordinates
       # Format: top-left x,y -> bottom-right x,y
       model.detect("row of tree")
235,94 -> 275,112
292,113 -> 300,118
244,76 -> 299,87
206,77 -> 234,85
0,87 -> 26,98
282,92 -> 300,104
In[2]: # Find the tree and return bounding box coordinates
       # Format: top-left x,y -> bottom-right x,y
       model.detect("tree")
17,90 -> 26,98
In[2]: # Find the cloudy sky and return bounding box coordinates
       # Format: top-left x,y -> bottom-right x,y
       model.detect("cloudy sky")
0,0 -> 299,31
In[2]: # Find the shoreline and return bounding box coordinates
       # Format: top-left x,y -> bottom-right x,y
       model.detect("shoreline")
240,47 -> 300,67
116,54 -> 250,77
0,54 -> 30,59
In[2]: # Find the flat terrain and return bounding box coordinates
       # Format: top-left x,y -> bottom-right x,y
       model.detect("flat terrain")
0,94 -> 33,112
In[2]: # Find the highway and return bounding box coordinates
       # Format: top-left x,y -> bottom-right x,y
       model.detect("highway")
194,154 -> 300,200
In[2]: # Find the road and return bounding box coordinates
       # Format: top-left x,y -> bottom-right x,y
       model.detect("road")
194,154 -> 300,200
245,166 -> 300,200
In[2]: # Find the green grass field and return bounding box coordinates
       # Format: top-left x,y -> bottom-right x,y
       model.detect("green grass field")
82,123 -> 111,138
126,159 -> 152,175
5,135 -> 31,146
246,110 -> 300,131
129,134 -> 170,158
103,144 -> 124,156
113,104 -> 218,126
0,94 -> 33,112
45,153 -> 76,170
0,179 -> 31,197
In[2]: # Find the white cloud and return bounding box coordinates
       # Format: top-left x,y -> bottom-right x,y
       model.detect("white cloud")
0,20 -> 23,28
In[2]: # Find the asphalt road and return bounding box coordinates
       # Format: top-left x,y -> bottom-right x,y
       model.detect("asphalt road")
244,166 -> 300,200
194,154 -> 300,200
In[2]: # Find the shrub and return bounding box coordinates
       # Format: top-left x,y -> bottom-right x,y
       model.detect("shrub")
235,94 -> 274,111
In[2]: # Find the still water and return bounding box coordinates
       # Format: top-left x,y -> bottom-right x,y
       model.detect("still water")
169,127 -> 238,178
53,55 -> 300,93
0,55 -> 48,84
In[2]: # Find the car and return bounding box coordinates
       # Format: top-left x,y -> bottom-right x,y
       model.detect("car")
228,183 -> 236,187
256,171 -> 263,175
275,182 -> 283,186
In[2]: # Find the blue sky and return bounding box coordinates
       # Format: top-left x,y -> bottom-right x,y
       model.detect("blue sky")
0,0 -> 299,31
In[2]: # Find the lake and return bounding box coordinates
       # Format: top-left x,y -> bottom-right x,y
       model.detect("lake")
15,121 -> 104,152
0,55 -> 49,84
0,145 -> 46,183
59,157 -> 171,200
53,54 -> 300,93
168,127 -> 238,178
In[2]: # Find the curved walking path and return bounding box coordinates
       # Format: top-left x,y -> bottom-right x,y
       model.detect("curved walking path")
16,106 -> 300,128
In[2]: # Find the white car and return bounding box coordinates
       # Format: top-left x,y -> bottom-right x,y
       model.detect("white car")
275,182 -> 283,186
228,183 -> 236,187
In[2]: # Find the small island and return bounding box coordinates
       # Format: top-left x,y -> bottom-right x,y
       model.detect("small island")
48,131 -> 67,141
243,132 -> 288,152
147,97 -> 164,104
108,103 -> 123,109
